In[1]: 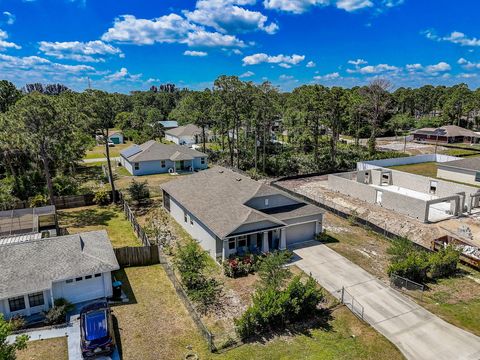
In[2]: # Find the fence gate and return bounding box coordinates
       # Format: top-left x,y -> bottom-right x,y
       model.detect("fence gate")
340,287 -> 365,320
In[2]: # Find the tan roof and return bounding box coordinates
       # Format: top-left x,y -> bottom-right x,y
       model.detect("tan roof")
161,166 -> 323,239
165,124 -> 210,137
120,141 -> 206,162
414,125 -> 480,138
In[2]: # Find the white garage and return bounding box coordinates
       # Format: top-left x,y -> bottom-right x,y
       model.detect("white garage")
52,273 -> 111,304
286,222 -> 317,246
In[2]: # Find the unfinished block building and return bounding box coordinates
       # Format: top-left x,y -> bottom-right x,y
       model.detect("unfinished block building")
328,168 -> 480,223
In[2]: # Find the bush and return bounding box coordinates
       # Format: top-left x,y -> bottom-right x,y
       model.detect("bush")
429,246 -> 460,279
53,175 -> 79,196
8,315 -> 26,331
43,298 -> 73,325
127,180 -> 150,203
388,251 -> 429,283
93,187 -> 110,205
235,275 -> 324,340
29,194 -> 48,207
257,251 -> 293,290
223,254 -> 256,278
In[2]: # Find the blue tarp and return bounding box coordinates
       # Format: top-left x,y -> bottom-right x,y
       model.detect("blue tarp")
85,310 -> 108,341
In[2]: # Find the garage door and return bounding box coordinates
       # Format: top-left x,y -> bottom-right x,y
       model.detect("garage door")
286,222 -> 316,246
54,274 -> 106,304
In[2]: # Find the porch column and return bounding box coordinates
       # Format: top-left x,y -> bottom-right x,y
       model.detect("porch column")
262,231 -> 269,253
222,240 -> 229,262
173,161 -> 176,174
279,228 -> 287,250
315,220 -> 322,235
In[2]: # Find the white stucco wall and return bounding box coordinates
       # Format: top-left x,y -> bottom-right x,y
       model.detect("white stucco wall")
168,196 -> 219,258
0,289 -> 51,318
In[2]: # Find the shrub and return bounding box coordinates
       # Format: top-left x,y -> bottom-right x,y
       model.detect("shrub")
93,187 -> 110,205
44,298 -> 74,325
29,194 -> 48,207
53,175 -> 79,196
388,251 -> 429,283
223,254 -> 255,278
429,246 -> 460,279
257,251 -> 293,290
127,180 -> 150,203
8,315 -> 26,331
235,275 -> 324,340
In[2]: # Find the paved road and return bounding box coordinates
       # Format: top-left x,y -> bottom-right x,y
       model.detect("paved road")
82,156 -> 120,164
292,242 -> 480,360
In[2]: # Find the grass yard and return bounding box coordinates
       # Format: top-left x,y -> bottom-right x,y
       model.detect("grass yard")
112,265 -> 404,360
114,172 -> 180,198
389,161 -> 438,178
57,205 -> 140,247
84,142 -> 132,159
16,337 -> 68,360
322,212 -> 480,336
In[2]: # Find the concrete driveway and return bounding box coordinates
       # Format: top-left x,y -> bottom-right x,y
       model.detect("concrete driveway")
82,157 -> 120,164
292,242 -> 480,360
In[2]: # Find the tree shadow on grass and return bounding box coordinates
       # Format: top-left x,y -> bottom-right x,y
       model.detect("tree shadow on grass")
59,208 -> 117,228
112,314 -> 123,360
242,308 -> 334,346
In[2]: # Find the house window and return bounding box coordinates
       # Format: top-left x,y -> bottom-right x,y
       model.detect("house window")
475,172 -> 480,182
66,279 -> 73,284
28,292 -> 45,307
94,273 -> 101,278
8,296 -> 26,312
184,211 -> 188,223
264,198 -> 269,207
164,193 -> 171,212
430,181 -> 438,194
190,217 -> 194,226
201,158 -> 206,165
85,275 -> 92,279
228,239 -> 236,250
76,277 -> 83,282
161,160 -> 166,168
134,163 -> 140,170
237,236 -> 247,248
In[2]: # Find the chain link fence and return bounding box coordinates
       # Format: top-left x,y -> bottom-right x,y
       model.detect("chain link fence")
390,274 -> 425,300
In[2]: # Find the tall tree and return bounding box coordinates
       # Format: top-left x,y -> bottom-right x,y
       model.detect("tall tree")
0,80 -> 21,113
0,314 -> 29,360
360,79 -> 392,155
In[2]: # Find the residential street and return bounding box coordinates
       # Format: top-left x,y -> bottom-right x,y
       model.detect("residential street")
292,242 -> 480,360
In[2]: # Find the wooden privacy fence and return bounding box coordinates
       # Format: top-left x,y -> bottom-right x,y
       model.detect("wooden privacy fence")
114,245 -> 160,267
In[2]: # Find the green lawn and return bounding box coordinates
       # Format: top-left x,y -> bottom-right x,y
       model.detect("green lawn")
16,337 -> 68,360
113,265 -> 404,360
57,205 -> 141,247
84,142 -> 132,159
389,162 -> 438,178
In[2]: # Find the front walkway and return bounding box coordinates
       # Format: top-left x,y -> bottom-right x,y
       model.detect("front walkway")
292,242 -> 480,360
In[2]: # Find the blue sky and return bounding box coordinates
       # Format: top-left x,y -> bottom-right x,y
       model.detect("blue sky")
0,0 -> 480,92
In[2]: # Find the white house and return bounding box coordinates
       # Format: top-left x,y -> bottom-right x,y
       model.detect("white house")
119,140 -> 208,176
437,157 -> 480,186
165,124 -> 214,147
161,167 -> 324,262
0,230 -> 119,319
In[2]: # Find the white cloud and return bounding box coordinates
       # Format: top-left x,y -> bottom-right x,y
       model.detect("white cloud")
406,63 -> 423,71
347,63 -> 399,74
38,40 -> 123,62
263,0 -> 400,14
457,58 -> 480,70
279,74 -> 294,80
278,63 -> 292,68
239,70 -> 254,78
0,53 -> 95,73
348,58 -> 368,66
184,0 -> 278,34
104,67 -> 142,82
425,61 -> 451,73
3,12 -> 15,25
242,53 -> 305,66
184,50 -> 208,56
101,14 -> 245,48
314,72 -> 340,80
306,60 -> 316,68
424,30 -> 480,47
0,29 -> 20,51
457,73 -> 477,79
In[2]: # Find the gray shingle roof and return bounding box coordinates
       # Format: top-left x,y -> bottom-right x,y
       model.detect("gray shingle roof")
120,140 -> 207,162
440,157 -> 480,171
161,166 -> 323,239
413,125 -> 480,138
165,124 -> 210,137
0,230 -> 119,299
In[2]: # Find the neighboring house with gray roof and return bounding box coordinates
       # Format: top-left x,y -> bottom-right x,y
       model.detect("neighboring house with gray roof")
0,230 -> 119,319
438,157 -> 480,186
119,140 -> 208,176
161,166 -> 324,262
165,124 -> 214,147
413,125 -> 480,144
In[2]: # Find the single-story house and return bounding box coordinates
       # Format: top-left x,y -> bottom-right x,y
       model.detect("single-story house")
161,167 -> 324,262
159,120 -> 179,130
120,140 -> 208,176
0,230 -> 119,319
413,125 -> 480,144
437,157 -> 480,186
165,124 -> 214,147
108,130 -> 124,144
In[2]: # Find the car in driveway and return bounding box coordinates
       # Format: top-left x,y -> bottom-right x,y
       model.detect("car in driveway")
80,301 -> 115,358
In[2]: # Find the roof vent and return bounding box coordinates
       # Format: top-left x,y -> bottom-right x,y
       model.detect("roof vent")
219,170 -> 224,173
236,178 -> 242,181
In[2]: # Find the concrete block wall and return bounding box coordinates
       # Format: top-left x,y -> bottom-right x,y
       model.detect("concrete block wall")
328,174 -> 377,202
379,190 -> 427,221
